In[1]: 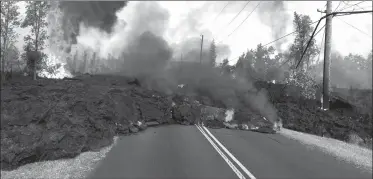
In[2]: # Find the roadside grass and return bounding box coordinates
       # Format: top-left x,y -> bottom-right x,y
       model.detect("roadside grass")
347,133 -> 372,150
1,136 -> 119,179
279,128 -> 372,172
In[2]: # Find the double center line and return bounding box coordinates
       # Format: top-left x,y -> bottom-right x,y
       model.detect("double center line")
195,124 -> 257,179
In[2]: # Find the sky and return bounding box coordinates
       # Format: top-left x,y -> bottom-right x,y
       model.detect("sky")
14,1 -> 372,65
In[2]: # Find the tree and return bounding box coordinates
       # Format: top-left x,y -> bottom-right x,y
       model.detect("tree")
4,42 -> 21,72
220,58 -> 235,76
21,1 -> 50,80
340,53 -> 371,89
1,1 -> 20,82
209,40 -> 217,67
289,12 -> 319,71
236,50 -> 255,80
266,53 -> 284,82
344,53 -> 370,71
234,44 -> 287,83
279,12 -> 321,99
253,44 -> 276,80
310,51 -> 372,89
235,52 -> 250,78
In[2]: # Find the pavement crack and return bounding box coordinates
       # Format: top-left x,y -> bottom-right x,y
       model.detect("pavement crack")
266,136 -> 284,145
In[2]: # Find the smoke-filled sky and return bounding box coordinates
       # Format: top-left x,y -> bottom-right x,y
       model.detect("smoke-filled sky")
14,1 -> 372,65
9,1 -> 371,117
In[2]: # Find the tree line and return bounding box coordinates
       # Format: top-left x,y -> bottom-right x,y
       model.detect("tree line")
209,12 -> 372,93
1,1 -> 49,82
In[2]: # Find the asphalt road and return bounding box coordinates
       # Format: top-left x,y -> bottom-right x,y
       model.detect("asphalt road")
88,125 -> 372,179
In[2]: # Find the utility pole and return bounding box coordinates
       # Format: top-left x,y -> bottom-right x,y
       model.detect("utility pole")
323,1 -> 332,110
200,35 -> 204,64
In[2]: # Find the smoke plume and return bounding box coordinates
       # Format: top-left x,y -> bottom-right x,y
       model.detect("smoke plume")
48,1 -> 278,123
257,1 -> 290,52
59,1 -> 127,43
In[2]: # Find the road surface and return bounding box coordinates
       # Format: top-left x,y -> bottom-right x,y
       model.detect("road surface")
88,125 -> 371,179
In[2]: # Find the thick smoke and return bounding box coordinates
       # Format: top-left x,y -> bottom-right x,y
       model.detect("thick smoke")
73,1 -> 170,59
310,51 -> 372,89
59,1 -> 127,44
122,31 -> 172,78
50,1 -> 278,123
64,1 -> 175,90
257,1 -> 290,52
171,35 -> 231,64
169,3 -> 231,64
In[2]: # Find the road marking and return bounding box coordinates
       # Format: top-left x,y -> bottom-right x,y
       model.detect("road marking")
202,125 -> 257,179
195,124 -> 246,179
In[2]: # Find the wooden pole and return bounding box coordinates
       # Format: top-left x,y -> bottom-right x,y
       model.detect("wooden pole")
322,1 -> 332,110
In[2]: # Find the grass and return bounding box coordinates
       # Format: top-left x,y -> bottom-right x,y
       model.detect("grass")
279,128 -> 372,172
1,136 -> 119,179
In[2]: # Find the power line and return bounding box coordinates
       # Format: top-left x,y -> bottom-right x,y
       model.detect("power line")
354,5 -> 373,10
295,9 -> 372,69
262,31 -> 297,47
284,24 -> 326,68
226,2 -> 260,37
262,20 -> 320,47
339,1 -> 366,11
290,8 -> 325,68
229,24 -> 326,65
330,10 -> 373,17
315,4 -> 326,65
295,18 -> 326,69
224,10 -> 372,65
325,10 -> 372,17
353,1 -> 368,10
215,1 -> 251,39
228,24 -> 327,66
334,1 -> 343,12
336,16 -> 372,38
316,28 -> 326,64
227,19 -> 323,63
199,2 -> 232,45
217,2 -> 261,44
353,4 -> 366,10
211,2 -> 231,26
340,1 -> 350,11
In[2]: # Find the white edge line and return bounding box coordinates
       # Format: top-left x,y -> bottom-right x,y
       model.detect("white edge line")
202,125 -> 257,179
195,124 -> 246,179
